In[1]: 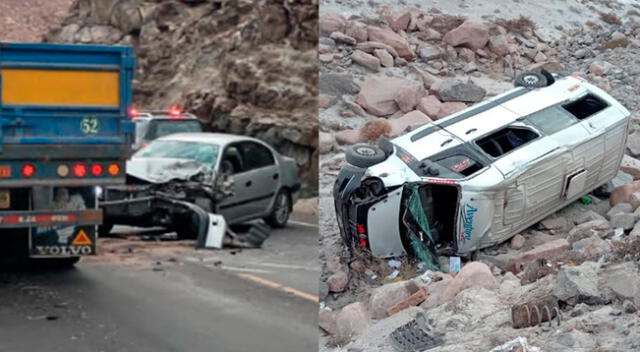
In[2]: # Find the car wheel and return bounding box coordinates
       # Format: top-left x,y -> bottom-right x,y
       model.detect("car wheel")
346,143 -> 387,168
264,189 -> 291,228
515,72 -> 548,88
98,223 -> 114,237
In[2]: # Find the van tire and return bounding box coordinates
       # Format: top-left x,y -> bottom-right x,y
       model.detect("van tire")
515,72 -> 548,88
346,144 -> 387,168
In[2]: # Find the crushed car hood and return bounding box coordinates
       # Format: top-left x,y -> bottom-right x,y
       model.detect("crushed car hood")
126,157 -> 209,184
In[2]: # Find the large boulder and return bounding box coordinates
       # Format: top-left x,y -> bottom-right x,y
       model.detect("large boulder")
351,50 -> 380,71
394,83 -> 424,113
356,76 -> 409,116
620,155 -> 640,180
320,13 -> 347,36
441,262 -> 497,301
610,179 -> 640,206
367,26 -> 416,60
336,302 -> 372,341
345,20 -> 368,42
553,262 -> 601,304
442,20 -> 490,50
437,79 -> 486,103
417,95 -> 443,117
388,110 -> 432,137
368,281 -> 414,319
508,239 -> 570,273
435,102 -> 467,119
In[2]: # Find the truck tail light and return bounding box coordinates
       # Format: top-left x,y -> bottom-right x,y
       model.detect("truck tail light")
22,164 -> 36,178
57,164 -> 69,177
107,163 -> 120,176
73,163 -> 87,177
91,164 -> 104,176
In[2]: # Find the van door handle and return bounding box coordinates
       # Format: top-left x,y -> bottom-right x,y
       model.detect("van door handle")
245,181 -> 252,187
273,173 -> 279,180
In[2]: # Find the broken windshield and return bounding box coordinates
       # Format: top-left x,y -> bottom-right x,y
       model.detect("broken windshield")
134,140 -> 220,167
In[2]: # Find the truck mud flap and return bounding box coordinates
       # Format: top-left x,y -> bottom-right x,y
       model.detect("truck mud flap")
30,224 -> 97,258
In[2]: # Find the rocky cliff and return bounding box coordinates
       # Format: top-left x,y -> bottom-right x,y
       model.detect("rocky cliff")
45,0 -> 319,196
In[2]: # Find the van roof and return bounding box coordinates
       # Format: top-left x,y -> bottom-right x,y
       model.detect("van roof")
393,75 -> 608,161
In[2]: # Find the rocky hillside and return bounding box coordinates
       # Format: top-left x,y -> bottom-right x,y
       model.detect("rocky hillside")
0,0 -> 73,42
318,1 -> 640,351
45,0 -> 319,195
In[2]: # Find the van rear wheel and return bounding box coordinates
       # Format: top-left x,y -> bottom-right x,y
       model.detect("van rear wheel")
515,72 -> 547,88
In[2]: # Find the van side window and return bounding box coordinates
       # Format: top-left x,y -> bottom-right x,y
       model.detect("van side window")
524,106 -> 578,135
477,127 -> 539,158
562,93 -> 608,120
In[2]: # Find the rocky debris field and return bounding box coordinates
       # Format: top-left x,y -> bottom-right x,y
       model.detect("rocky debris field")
44,0 -> 319,196
318,1 -> 640,351
0,0 -> 73,42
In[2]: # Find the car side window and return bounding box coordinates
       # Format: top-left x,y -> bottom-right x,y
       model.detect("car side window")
476,126 -> 539,158
239,142 -> 275,171
220,146 -> 244,175
524,106 -> 578,135
562,93 -> 608,120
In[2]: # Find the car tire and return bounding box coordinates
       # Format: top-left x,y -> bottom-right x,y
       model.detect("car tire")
515,72 -> 548,88
98,223 -> 114,237
264,189 -> 291,228
346,144 -> 387,168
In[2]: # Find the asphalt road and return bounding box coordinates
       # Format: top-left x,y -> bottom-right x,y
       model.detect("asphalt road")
0,220 -> 319,352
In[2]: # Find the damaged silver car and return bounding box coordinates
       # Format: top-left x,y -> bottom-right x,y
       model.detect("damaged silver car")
334,72 -> 631,261
100,133 -> 300,239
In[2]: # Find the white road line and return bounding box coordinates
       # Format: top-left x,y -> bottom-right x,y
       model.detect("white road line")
218,265 -> 272,274
288,220 -> 319,228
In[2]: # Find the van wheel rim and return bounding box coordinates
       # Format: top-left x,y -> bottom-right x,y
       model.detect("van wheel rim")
523,75 -> 539,84
275,193 -> 289,223
356,146 -> 376,156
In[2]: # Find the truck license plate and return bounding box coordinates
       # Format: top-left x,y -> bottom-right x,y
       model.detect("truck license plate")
0,190 -> 10,209
0,166 -> 11,178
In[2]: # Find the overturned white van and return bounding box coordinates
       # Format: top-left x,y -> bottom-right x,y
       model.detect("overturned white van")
333,71 -> 631,260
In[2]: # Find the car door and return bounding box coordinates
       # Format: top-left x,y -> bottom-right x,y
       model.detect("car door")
236,141 -> 280,216
216,144 -> 255,222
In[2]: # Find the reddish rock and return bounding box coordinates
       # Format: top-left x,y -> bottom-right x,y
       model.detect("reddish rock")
540,216 -> 571,233
335,129 -> 365,145
344,100 -> 368,117
388,110 -> 432,137
611,180 -> 640,206
318,94 -> 335,109
327,270 -> 349,292
419,28 -> 442,41
417,95 -> 443,117
394,83 -> 424,113
374,48 -> 394,67
330,31 -> 356,45
356,76 -> 407,116
369,281 -> 412,318
356,41 -> 399,57
367,26 -> 416,60
442,262 -> 497,301
435,102 -> 467,119
510,234 -> 526,250
507,239 -> 570,273
351,50 -> 380,71
349,260 -> 366,274
345,20 -> 368,42
410,65 -> 441,89
567,219 -> 612,243
360,119 -> 392,141
336,302 -> 372,341
589,61 -> 614,76
384,10 -> 412,32
534,51 -> 548,63
319,308 -> 338,334
387,287 -> 428,316
488,35 -> 510,55
620,155 -> 640,180
320,13 -> 347,36
442,20 -> 490,50
458,47 -> 476,62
